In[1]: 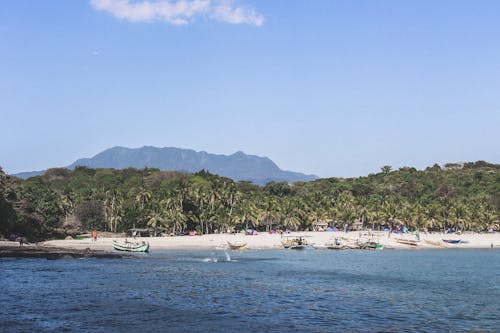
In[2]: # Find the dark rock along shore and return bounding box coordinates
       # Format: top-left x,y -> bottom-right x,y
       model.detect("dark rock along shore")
0,245 -> 132,259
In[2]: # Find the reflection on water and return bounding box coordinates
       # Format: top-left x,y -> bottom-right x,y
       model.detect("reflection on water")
1,249 -> 499,332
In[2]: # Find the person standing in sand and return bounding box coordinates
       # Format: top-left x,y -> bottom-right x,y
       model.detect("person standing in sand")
92,231 -> 97,242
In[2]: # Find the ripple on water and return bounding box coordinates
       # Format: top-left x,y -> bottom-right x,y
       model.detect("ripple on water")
0,249 -> 499,333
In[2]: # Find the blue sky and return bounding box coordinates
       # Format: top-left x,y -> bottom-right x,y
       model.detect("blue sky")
1,0 -> 499,178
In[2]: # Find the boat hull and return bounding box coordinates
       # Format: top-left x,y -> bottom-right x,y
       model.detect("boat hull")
395,239 -> 419,246
326,245 -> 345,250
289,245 -> 313,250
442,239 -> 461,244
361,242 -> 384,250
227,242 -> 247,250
113,240 -> 149,252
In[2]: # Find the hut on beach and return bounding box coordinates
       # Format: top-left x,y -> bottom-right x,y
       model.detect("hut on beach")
350,221 -> 364,231
129,228 -> 155,237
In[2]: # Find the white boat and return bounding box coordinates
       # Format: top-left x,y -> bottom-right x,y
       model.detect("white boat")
112,239 -> 149,252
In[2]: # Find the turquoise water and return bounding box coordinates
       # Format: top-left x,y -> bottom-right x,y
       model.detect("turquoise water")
1,249 -> 499,332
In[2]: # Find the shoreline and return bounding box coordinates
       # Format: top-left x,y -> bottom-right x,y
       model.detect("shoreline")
0,243 -> 132,259
1,232 -> 496,254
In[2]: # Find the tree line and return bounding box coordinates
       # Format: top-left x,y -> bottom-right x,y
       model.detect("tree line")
0,161 -> 499,240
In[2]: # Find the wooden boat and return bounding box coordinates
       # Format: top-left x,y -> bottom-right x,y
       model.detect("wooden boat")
227,242 -> 247,250
326,244 -> 345,250
281,235 -> 297,249
289,244 -> 314,250
113,239 -> 149,252
442,239 -> 461,244
282,235 -> 313,250
326,237 -> 346,250
394,238 -> 420,246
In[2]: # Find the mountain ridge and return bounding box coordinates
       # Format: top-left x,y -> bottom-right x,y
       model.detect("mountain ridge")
13,146 -> 318,185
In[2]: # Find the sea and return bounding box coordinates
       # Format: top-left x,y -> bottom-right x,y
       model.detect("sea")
1,249 -> 499,333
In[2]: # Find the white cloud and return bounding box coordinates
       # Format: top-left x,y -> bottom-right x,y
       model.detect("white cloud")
90,0 -> 264,26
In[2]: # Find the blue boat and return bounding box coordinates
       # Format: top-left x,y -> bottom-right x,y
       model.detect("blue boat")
442,239 -> 461,244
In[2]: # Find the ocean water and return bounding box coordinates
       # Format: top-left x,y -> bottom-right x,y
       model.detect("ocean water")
1,249 -> 499,333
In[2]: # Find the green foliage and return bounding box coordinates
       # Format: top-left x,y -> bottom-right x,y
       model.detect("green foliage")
381,165 -> 392,174
0,196 -> 18,236
74,201 -> 106,231
0,161 -> 499,240
263,181 -> 293,197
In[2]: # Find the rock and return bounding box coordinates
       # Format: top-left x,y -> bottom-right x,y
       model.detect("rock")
0,245 -> 133,259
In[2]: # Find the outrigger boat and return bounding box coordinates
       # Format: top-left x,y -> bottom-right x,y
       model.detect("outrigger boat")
360,241 -> 384,250
227,242 -> 247,250
326,237 -> 345,250
394,238 -> 420,246
113,239 -> 149,252
281,235 -> 313,250
325,237 -> 359,250
356,232 -> 384,250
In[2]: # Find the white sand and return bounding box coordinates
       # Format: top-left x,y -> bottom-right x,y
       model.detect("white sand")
38,231 -> 500,251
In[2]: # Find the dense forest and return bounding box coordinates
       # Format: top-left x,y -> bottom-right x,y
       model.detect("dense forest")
1,161 -> 499,241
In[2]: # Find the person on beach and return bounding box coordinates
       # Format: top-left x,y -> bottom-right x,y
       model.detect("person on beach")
92,231 -> 97,242
18,235 -> 24,246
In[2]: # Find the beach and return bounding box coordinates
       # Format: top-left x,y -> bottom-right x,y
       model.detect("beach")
13,231 -> 497,252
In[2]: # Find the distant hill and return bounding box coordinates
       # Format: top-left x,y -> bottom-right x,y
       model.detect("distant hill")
13,146 -> 317,185
13,170 -> 45,179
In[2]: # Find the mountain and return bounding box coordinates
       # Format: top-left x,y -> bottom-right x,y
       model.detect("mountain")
13,170 -> 45,179
14,146 -> 317,185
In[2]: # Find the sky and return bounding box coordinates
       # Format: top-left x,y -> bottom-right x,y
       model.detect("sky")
1,0 -> 500,178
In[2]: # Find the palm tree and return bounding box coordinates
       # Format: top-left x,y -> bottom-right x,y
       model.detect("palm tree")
424,202 -> 440,231
451,201 -> 467,230
146,211 -> 166,236
367,195 -> 384,230
58,191 -> 75,227
410,202 -> 426,231
234,198 -> 260,231
382,196 -> 400,230
478,198 -> 496,232
260,196 -> 280,232
135,189 -> 152,211
104,190 -> 123,232
400,203 -> 413,229
134,189 -> 152,227
206,183 -> 222,234
161,194 -> 187,234
437,197 -> 452,231
219,183 -> 241,232
335,191 -> 356,230
357,197 -> 369,229
282,198 -> 304,231
188,187 -> 209,235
